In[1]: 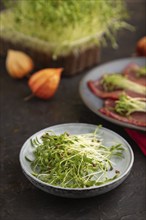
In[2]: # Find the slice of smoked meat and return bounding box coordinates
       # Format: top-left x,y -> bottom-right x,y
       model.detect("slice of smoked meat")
123,63 -> 146,86
99,99 -> 146,127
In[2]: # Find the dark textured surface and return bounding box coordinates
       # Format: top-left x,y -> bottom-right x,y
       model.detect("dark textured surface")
0,0 -> 146,220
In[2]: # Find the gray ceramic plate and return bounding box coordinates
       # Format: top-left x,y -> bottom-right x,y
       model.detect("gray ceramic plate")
79,57 -> 146,131
19,123 -> 134,198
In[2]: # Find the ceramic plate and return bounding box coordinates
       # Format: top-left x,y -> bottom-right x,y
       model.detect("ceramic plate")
19,123 -> 134,198
79,57 -> 146,131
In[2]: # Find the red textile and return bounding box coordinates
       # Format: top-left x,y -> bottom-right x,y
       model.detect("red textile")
125,129 -> 146,156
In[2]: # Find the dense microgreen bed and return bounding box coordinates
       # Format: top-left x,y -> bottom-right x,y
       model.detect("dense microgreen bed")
1,0 -> 132,57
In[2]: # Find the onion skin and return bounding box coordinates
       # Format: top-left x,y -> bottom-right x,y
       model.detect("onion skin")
136,37 -> 146,56
28,68 -> 63,99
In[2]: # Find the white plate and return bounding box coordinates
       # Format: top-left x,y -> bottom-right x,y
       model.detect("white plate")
79,57 -> 146,131
19,123 -> 134,198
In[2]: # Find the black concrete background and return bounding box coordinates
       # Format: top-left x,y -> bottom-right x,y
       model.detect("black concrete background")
0,0 -> 146,220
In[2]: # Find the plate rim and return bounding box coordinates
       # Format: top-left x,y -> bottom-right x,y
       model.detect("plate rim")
79,57 -> 146,131
19,123 -> 134,191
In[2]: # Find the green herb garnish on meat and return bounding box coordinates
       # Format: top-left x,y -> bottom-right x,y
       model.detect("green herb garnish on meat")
115,94 -> 146,116
101,74 -> 146,95
26,127 -> 124,188
136,67 -> 146,77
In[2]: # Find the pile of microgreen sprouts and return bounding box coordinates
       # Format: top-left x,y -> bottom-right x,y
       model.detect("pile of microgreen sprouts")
1,0 -> 133,57
26,127 -> 124,188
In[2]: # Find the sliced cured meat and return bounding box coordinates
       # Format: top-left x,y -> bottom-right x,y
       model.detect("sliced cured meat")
88,79 -> 146,100
87,80 -> 122,99
99,99 -> 146,127
123,63 -> 146,86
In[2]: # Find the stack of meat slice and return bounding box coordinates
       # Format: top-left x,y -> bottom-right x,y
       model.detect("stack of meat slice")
87,63 -> 146,127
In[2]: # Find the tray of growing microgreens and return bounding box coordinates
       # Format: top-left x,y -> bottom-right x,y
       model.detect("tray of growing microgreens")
20,123 -> 134,198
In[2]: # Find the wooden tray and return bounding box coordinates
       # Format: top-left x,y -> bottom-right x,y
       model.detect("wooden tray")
0,30 -> 100,76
